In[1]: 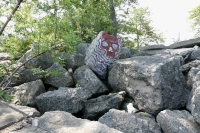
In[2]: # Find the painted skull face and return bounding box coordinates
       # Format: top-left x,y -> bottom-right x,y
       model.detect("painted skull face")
100,32 -> 120,59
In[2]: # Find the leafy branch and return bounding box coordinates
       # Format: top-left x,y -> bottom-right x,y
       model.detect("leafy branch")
0,0 -> 24,36
0,44 -> 62,91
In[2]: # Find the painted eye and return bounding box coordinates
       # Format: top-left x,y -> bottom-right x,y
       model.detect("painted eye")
112,44 -> 118,49
102,41 -> 108,47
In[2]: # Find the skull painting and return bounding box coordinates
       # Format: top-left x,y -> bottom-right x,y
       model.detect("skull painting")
85,31 -> 122,79
100,32 -> 120,59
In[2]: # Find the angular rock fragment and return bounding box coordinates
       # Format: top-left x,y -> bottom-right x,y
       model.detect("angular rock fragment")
73,65 -> 108,97
9,79 -> 45,107
83,91 -> 125,120
44,63 -> 74,88
157,110 -> 200,133
187,71 -> 200,124
109,55 -> 189,115
36,87 -> 91,113
99,109 -> 161,133
0,101 -> 40,130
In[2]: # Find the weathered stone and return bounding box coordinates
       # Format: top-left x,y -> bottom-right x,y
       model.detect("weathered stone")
0,120 -> 29,133
187,67 -> 200,89
180,60 -> 200,72
0,60 -> 11,65
156,110 -> 200,133
108,55 -> 189,115
19,52 -> 54,70
170,37 -> 200,49
139,44 -> 168,51
98,109 -> 161,133
118,47 -> 131,59
85,31 -> 122,79
168,48 -> 194,57
58,43 -> 90,71
136,49 -> 171,56
9,79 -> 45,107
12,111 -> 122,133
36,87 -> 91,113
187,71 -> 200,124
0,101 -> 40,130
44,63 -> 74,88
11,67 -> 44,86
0,52 -> 10,60
187,68 -> 200,112
190,48 -> 200,61
73,65 -> 108,97
83,91 -> 125,120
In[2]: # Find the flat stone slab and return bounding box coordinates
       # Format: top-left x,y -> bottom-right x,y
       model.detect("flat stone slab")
170,37 -> 200,49
11,111 -> 122,133
139,44 -> 168,51
0,101 -> 40,130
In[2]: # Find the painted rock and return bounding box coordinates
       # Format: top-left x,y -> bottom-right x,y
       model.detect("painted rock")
85,31 -> 122,79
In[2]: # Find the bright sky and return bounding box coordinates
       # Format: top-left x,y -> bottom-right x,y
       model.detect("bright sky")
137,0 -> 200,45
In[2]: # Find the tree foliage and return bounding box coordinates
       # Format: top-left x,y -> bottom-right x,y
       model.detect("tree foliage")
0,0 -> 163,58
189,5 -> 200,37
120,7 -> 164,49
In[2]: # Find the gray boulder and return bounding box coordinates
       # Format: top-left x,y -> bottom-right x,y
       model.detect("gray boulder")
9,79 -> 45,107
0,60 -> 11,65
19,52 -> 54,70
137,48 -> 195,59
83,91 -> 126,120
28,53 -> 54,70
187,68 -> 200,111
11,67 -> 44,86
180,60 -> 200,72
169,37 -> 200,49
11,111 -> 122,133
135,49 -> 171,56
44,63 -> 74,88
73,65 -> 108,97
0,52 -> 10,60
108,55 -> 189,115
190,48 -> 200,60
36,87 -> 91,113
98,109 -> 161,133
85,31 -> 122,79
156,110 -> 200,133
168,48 -> 194,57
187,71 -> 200,124
187,67 -> 200,89
0,101 -> 40,131
58,43 -> 90,71
118,47 -> 131,59
139,44 -> 168,51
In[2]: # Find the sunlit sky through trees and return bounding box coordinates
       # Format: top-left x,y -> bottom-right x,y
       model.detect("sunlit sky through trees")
137,0 -> 200,45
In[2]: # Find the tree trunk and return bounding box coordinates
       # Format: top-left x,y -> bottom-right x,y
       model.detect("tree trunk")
0,0 -> 23,36
108,0 -> 117,37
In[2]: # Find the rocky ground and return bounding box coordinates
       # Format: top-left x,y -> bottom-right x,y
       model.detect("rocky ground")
1,36 -> 200,133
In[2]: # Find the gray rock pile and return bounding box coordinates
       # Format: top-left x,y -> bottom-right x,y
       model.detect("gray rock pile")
1,34 -> 200,133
